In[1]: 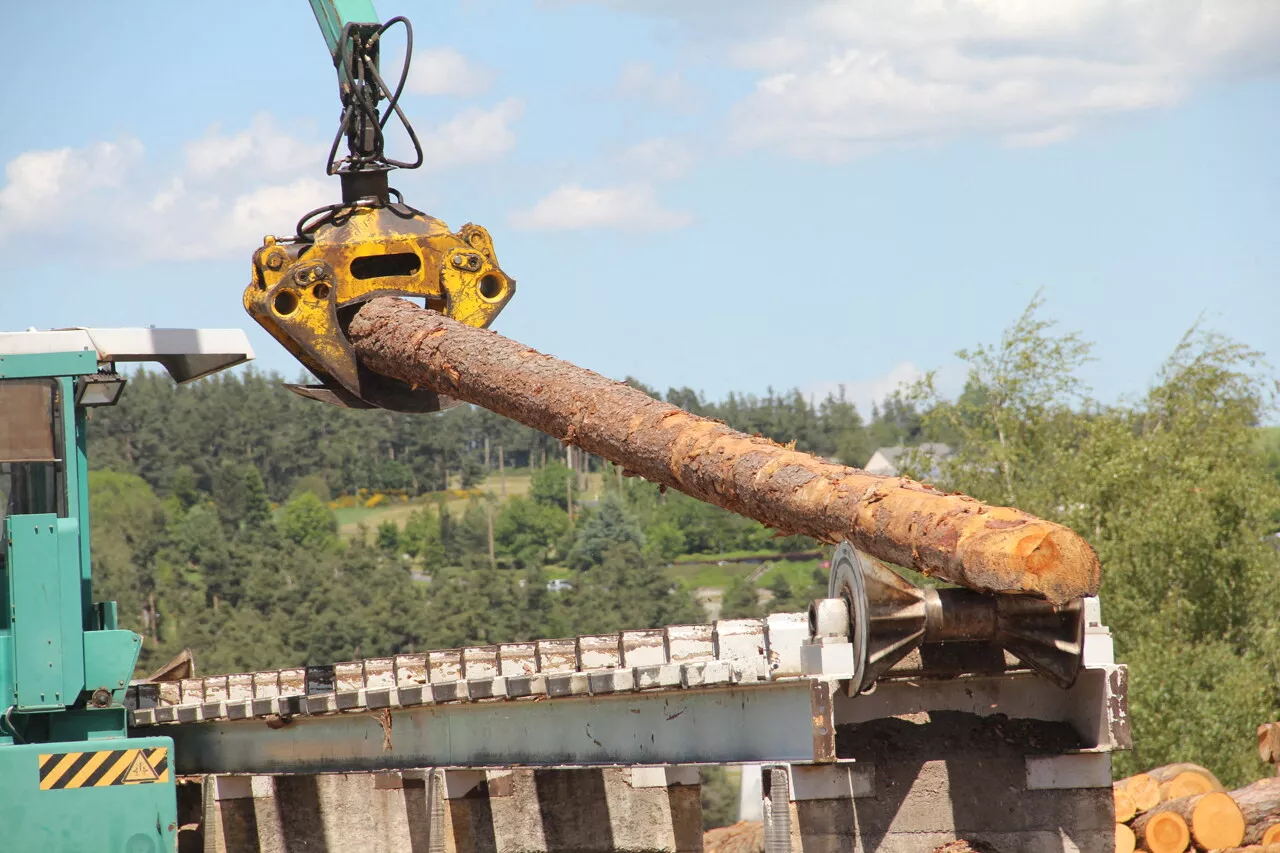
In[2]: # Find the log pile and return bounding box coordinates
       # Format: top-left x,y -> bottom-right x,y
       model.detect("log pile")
1112,765 -> 1280,853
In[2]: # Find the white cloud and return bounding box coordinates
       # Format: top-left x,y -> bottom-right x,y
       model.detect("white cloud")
183,115 -> 325,181
616,137 -> 697,181
0,139 -> 143,232
804,360 -> 968,418
510,183 -> 692,232
584,1 -> 1280,157
615,61 -> 697,110
0,102 -> 523,263
418,99 -> 523,169
404,47 -> 495,97
804,362 -> 927,419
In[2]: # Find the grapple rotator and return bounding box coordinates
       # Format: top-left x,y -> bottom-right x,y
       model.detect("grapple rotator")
243,8 -> 514,412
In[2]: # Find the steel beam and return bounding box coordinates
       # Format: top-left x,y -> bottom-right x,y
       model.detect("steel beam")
165,682 -> 818,774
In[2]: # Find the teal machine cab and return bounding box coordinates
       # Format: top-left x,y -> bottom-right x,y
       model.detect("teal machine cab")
0,327 -> 252,852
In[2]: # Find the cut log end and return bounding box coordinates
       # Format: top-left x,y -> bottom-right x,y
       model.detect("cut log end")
1142,811 -> 1190,853
1191,791 -> 1245,850
1122,773 -> 1161,813
1266,825 -> 1280,845
1114,822 -> 1135,853
1161,771 -> 1217,801
1114,787 -> 1137,823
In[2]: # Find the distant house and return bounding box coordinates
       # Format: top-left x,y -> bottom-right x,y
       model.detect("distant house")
863,443 -> 953,477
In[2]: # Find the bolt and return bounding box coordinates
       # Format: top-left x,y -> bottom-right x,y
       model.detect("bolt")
266,253 -> 284,271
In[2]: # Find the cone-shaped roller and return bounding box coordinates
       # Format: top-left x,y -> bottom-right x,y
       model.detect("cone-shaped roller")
819,542 -> 1084,693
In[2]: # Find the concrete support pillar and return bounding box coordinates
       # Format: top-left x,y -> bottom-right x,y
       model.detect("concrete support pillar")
197,766 -> 702,853
757,714 -> 1117,853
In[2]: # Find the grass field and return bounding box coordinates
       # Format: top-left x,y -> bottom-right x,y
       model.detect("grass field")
333,469 -> 605,537
329,469 -> 828,600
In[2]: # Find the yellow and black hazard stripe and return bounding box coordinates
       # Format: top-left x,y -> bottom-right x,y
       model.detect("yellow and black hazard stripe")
38,747 -> 169,790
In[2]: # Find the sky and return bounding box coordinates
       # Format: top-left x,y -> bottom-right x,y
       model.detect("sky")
2,0 -> 1277,418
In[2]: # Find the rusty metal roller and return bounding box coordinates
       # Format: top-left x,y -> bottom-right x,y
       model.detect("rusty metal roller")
819,542 -> 1085,693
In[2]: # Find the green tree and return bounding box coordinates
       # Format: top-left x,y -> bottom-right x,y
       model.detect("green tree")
241,464 -> 272,529
278,492 -> 339,551
720,576 -> 760,620
908,297 -> 1280,786
375,520 -> 402,553
494,497 -> 569,567
530,462 -> 578,511
567,495 -> 645,570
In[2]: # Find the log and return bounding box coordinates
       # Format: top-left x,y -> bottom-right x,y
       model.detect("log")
1134,791 -> 1244,851
1118,773 -> 1162,814
1146,763 -> 1225,802
347,298 -> 1102,604
1132,809 -> 1190,853
1259,724 -> 1280,765
1209,845 -> 1280,853
1115,787 -> 1137,823
1231,778 -> 1280,846
1115,822 -> 1136,853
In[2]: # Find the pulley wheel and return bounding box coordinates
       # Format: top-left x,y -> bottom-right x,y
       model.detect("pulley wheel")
827,541 -> 870,692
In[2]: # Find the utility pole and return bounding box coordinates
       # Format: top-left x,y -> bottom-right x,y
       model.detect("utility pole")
486,499 -> 496,569
498,444 -> 506,498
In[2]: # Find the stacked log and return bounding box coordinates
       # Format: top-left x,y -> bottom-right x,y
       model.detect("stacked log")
1259,724 -> 1280,772
1132,792 -> 1244,852
1112,765 -> 1280,853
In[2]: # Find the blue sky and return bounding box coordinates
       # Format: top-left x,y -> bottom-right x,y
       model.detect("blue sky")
2,0 -> 1277,417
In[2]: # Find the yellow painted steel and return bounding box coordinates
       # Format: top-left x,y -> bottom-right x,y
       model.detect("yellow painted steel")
243,203 -> 514,411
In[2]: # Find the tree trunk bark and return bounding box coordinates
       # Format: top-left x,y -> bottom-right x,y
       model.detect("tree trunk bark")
1231,778 -> 1280,846
1134,791 -> 1244,852
348,297 -> 1102,603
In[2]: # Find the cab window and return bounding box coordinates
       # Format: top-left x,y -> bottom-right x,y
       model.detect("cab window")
0,379 -> 65,528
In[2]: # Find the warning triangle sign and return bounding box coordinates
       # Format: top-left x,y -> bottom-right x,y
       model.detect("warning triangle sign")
124,752 -> 159,784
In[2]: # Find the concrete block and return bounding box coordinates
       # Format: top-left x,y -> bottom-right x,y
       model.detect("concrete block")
1026,753 -> 1112,790
801,642 -> 856,678
766,612 -> 809,678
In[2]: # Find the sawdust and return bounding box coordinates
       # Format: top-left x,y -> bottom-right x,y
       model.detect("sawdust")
932,841 -> 1004,853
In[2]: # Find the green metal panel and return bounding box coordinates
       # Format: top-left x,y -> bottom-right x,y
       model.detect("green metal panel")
83,629 -> 142,706
310,0 -> 379,61
48,707 -> 128,742
72,399 -> 93,630
0,350 -> 96,380
7,515 -> 85,710
0,735 -> 177,853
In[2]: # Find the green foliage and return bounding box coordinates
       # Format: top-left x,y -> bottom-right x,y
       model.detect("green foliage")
567,495 -> 645,570
375,520 -> 402,553
278,492 -> 338,551
720,576 -> 761,619
907,296 -> 1280,787
699,766 -> 741,830
530,462 -> 578,510
568,543 -> 700,634
402,508 -> 445,566
493,497 -> 569,567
